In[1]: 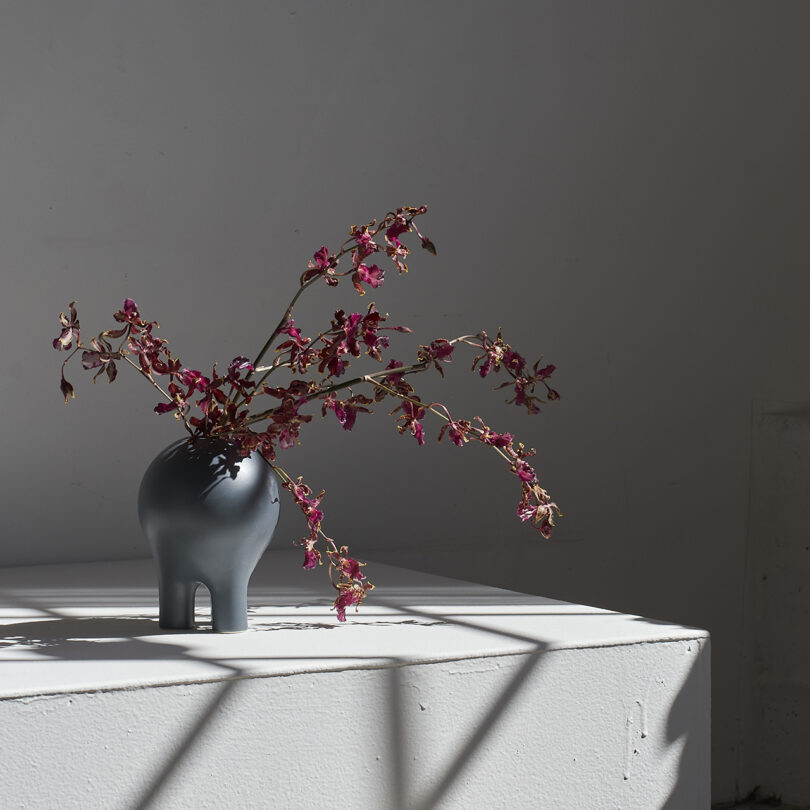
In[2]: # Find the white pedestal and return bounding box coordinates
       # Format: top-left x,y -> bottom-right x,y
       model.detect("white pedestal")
0,551 -> 709,809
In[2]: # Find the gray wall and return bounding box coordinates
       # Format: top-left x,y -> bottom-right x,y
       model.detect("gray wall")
2,1 -> 809,803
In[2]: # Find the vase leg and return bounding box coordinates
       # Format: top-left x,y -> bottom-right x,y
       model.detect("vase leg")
158,577 -> 196,630
210,577 -> 249,633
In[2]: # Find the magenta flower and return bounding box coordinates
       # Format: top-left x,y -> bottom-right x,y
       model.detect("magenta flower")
360,303 -> 396,361
333,586 -> 362,623
350,224 -> 380,261
384,359 -> 405,384
269,395 -> 313,449
438,418 -> 470,447
113,298 -> 144,327
278,319 -> 307,343
340,556 -> 365,582
504,349 -> 526,374
396,399 -> 427,446
275,320 -> 315,374
277,425 -> 296,449
351,263 -> 385,295
284,476 -> 325,530
81,340 -> 118,383
127,327 -> 171,374
82,342 -> 108,365
517,500 -> 558,539
517,503 -> 537,522
322,392 -> 372,431
333,309 -> 361,348
418,339 -> 454,377
154,401 -> 180,415
151,355 -> 181,377
53,301 -> 80,350
227,356 -> 254,380
303,548 -> 322,570
512,458 -> 538,484
385,213 -> 411,274
471,330 -> 509,378
511,378 -> 541,414
153,381 -> 190,416
332,579 -> 374,622
429,339 -> 453,362
226,356 -> 256,398
320,353 -> 347,379
480,428 -> 514,448
177,368 -> 210,393
303,246 -> 339,287
316,309 -> 366,378
473,337 -> 559,414
385,213 -> 409,244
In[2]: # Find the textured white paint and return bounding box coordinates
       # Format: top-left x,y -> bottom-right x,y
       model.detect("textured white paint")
0,553 -> 709,809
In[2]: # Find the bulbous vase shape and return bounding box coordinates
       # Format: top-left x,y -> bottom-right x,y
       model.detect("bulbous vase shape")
138,437 -> 280,632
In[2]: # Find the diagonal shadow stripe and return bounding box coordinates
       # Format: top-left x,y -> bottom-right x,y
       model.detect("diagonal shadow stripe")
387,659 -> 409,810
132,675 -> 240,810
0,587 -> 248,809
374,598 -> 549,810
411,649 -> 544,810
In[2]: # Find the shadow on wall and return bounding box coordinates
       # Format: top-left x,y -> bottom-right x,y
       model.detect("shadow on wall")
0,578 -> 707,809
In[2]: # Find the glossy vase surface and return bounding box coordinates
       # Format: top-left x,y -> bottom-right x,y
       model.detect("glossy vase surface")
138,437 -> 280,632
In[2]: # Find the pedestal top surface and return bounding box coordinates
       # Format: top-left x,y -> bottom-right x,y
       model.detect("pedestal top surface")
0,551 -> 707,699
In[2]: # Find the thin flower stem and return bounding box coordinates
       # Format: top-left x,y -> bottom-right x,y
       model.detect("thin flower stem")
368,379 -> 449,422
370,379 -> 515,466
122,356 -> 172,400
60,347 -> 80,376
121,356 -> 195,437
241,361 -> 426,426
267,460 -> 294,486
320,528 -> 340,558
239,211 -> 424,404
254,330 -> 332,376
115,326 -> 132,354
248,277 -> 319,377
246,230 -> 375,387
241,334 -> 479,427
253,362 -> 286,374
268,460 -> 341,561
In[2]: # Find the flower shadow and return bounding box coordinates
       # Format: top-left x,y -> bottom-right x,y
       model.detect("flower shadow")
0,616 -> 203,661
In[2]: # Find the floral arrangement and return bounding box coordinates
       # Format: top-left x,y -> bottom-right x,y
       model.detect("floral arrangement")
54,205 -> 560,621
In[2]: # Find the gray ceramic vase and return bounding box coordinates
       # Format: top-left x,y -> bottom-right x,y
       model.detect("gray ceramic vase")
138,437 -> 280,633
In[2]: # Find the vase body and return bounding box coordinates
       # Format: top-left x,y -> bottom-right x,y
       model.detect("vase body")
138,437 -> 280,632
